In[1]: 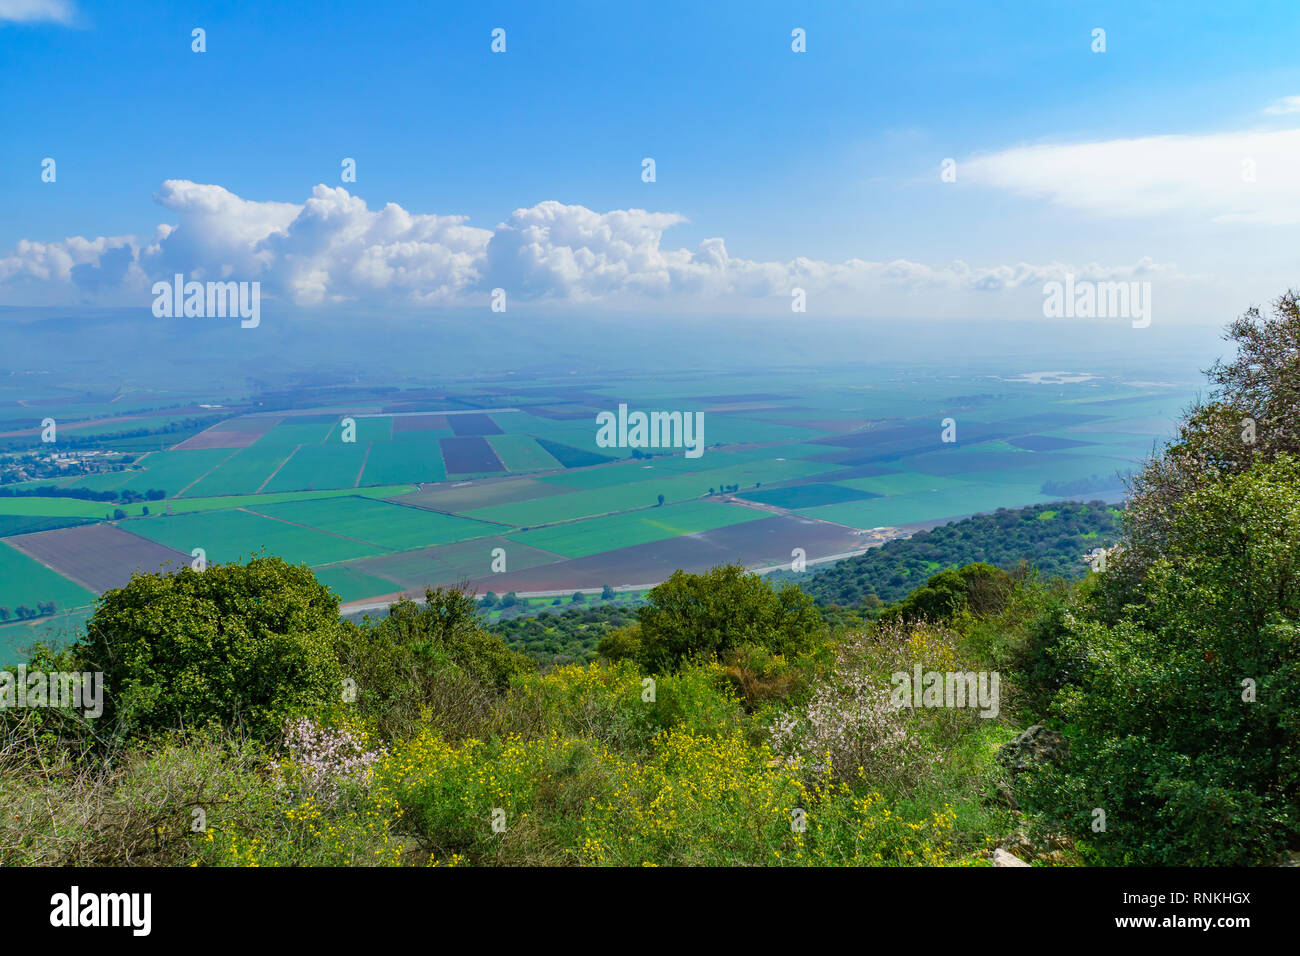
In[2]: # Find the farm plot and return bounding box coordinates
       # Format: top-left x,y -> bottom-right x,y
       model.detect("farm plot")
311,565 -> 406,604
5,523 -> 191,593
832,471 -> 974,497
391,477 -> 573,512
507,500 -> 767,559
173,415 -> 282,450
466,457 -> 836,527
392,414 -> 449,433
448,413 -> 504,436
178,444 -> 293,497
439,437 -> 505,475
247,496 -> 501,551
359,436 -> 446,485
486,434 -> 562,472
535,439 -> 615,468
801,481 -> 1052,529
162,485 -> 413,514
342,535 -> 566,595
260,443 -> 371,493
122,509 -> 386,567
469,513 -> 864,592
0,497 -> 149,518
253,420 -> 339,447
48,448 -> 233,496
0,514 -> 96,537
736,483 -> 877,509
0,540 -> 97,615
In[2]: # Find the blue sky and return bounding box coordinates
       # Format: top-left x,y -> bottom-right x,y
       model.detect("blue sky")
4,0 -> 1300,322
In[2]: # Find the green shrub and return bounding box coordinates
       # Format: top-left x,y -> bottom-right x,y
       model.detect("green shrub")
80,556 -> 343,741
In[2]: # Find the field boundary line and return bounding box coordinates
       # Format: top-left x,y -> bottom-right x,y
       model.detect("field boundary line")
354,441 -> 372,487
257,445 -> 300,493
236,506 -> 388,550
0,536 -> 104,595
174,447 -> 240,498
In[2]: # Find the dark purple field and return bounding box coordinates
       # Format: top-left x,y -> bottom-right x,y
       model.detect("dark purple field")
439,436 -> 505,473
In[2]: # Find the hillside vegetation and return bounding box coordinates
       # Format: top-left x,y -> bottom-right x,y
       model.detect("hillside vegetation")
2,295 -> 1299,867
783,501 -> 1121,610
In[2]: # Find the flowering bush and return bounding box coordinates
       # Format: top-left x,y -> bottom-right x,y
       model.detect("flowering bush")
768,628 -> 935,790
271,715 -> 386,803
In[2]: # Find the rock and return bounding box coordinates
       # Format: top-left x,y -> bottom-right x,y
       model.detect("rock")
997,724 -> 1067,773
992,848 -> 1030,867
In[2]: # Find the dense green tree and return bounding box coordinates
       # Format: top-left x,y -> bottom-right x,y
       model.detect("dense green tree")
1028,456 -> 1300,864
879,562 -> 1015,624
80,555 -> 343,740
634,564 -> 825,672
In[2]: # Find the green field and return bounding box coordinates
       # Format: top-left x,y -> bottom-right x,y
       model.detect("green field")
359,437 -> 447,485
312,565 -> 404,603
0,541 -> 97,616
122,509 -> 387,566
180,444 -> 292,497
468,458 -> 836,526
507,500 -> 767,559
487,434 -> 563,472
738,483 -> 877,509
802,481 -> 1053,528
261,443 -> 370,493
247,496 -> 501,551
20,446 -> 265,497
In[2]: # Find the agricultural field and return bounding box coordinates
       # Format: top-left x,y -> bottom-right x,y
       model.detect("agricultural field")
507,499 -> 769,558
4,524 -> 190,593
0,366 -> 1198,660
245,496 -> 501,551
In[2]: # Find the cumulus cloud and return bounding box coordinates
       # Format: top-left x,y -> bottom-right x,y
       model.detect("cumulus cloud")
0,0 -> 75,24
962,126 -> 1300,225
0,179 -> 1169,312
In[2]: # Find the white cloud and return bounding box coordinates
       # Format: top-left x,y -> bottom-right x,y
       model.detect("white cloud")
0,0 -> 74,24
1262,96 -> 1300,115
0,180 -> 1172,313
963,126 -> 1300,225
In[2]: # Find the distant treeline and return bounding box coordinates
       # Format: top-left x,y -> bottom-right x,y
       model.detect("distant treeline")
0,485 -> 165,503
785,501 -> 1121,609
0,601 -> 57,621
0,416 -> 223,451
